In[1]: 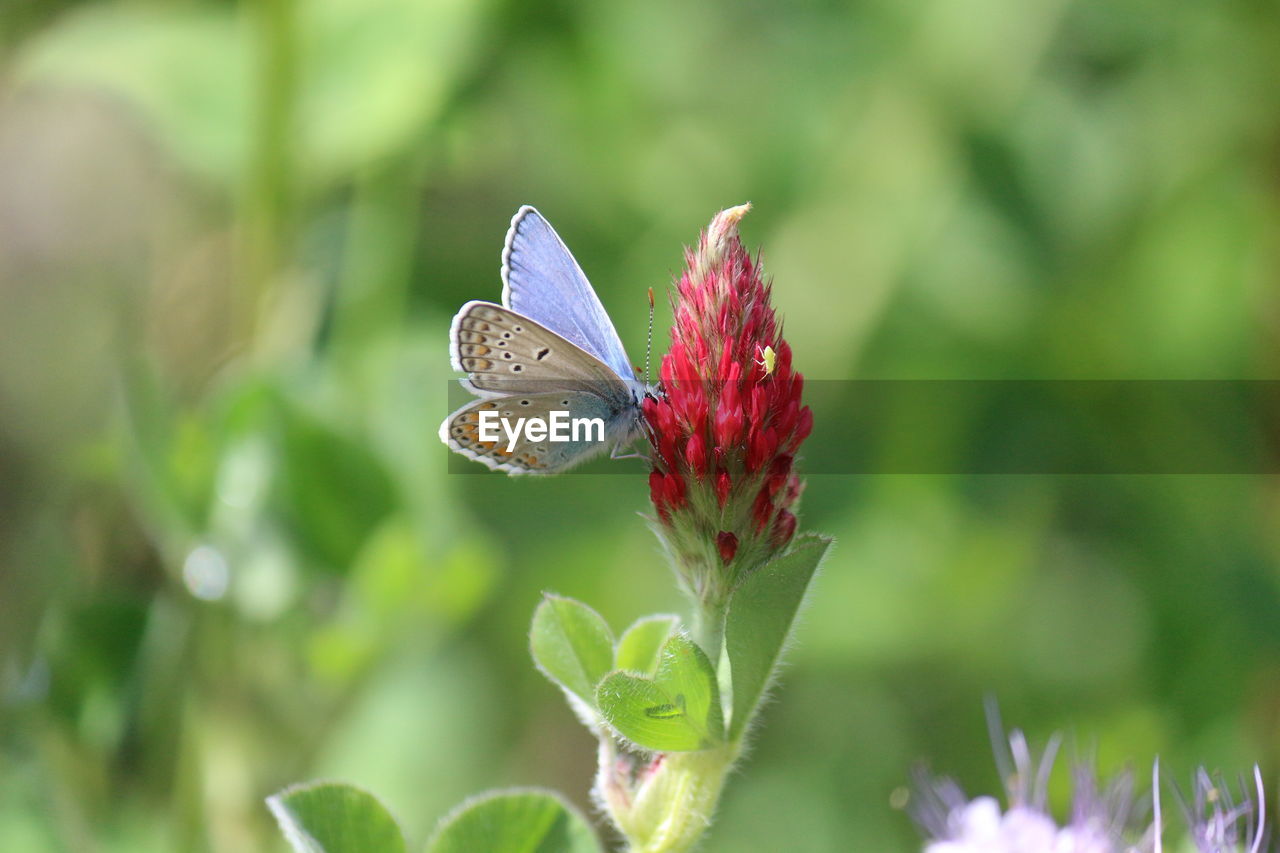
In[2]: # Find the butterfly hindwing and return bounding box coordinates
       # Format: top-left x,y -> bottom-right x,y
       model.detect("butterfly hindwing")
501,206 -> 636,381
439,392 -> 636,475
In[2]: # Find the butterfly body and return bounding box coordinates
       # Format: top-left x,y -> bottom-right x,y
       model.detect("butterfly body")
441,207 -> 648,474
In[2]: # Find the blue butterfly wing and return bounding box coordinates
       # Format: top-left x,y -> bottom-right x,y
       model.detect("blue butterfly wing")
501,206 -> 636,382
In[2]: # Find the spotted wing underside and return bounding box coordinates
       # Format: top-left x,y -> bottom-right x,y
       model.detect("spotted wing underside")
439,392 -> 629,475
449,301 -> 632,398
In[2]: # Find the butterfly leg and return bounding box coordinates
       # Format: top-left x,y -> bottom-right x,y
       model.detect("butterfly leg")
609,442 -> 648,462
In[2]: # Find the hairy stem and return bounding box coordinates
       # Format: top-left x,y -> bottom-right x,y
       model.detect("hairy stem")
621,744 -> 738,853
692,594 -> 727,666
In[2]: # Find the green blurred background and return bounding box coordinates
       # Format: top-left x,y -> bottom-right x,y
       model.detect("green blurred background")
2,0 -> 1279,849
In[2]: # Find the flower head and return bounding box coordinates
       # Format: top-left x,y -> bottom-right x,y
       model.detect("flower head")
1175,765 -> 1267,853
913,728 -> 1147,853
643,204 -> 812,603
911,710 -> 1270,853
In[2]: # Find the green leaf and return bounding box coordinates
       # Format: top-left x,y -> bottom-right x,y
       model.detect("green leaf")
267,781 -> 405,853
725,534 -> 832,740
614,614 -> 679,675
273,400 -> 397,574
597,634 -> 723,752
426,788 -> 601,853
530,594 -> 615,707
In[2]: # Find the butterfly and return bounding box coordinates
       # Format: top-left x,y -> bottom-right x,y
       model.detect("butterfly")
439,206 -> 649,474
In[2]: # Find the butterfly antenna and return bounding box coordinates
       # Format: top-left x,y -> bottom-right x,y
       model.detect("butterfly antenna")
644,286 -> 655,385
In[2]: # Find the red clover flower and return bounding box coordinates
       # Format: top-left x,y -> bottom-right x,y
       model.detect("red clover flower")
643,204 -> 812,616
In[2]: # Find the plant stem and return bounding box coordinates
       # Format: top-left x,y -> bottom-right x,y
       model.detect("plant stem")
623,744 -> 738,853
240,0 -> 297,347
692,594 -> 726,665
605,584 -> 738,853
331,154 -> 426,359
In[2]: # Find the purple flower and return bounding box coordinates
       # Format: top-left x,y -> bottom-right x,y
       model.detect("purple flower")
1170,762 -> 1267,853
911,708 -> 1271,851
913,728 -> 1148,853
